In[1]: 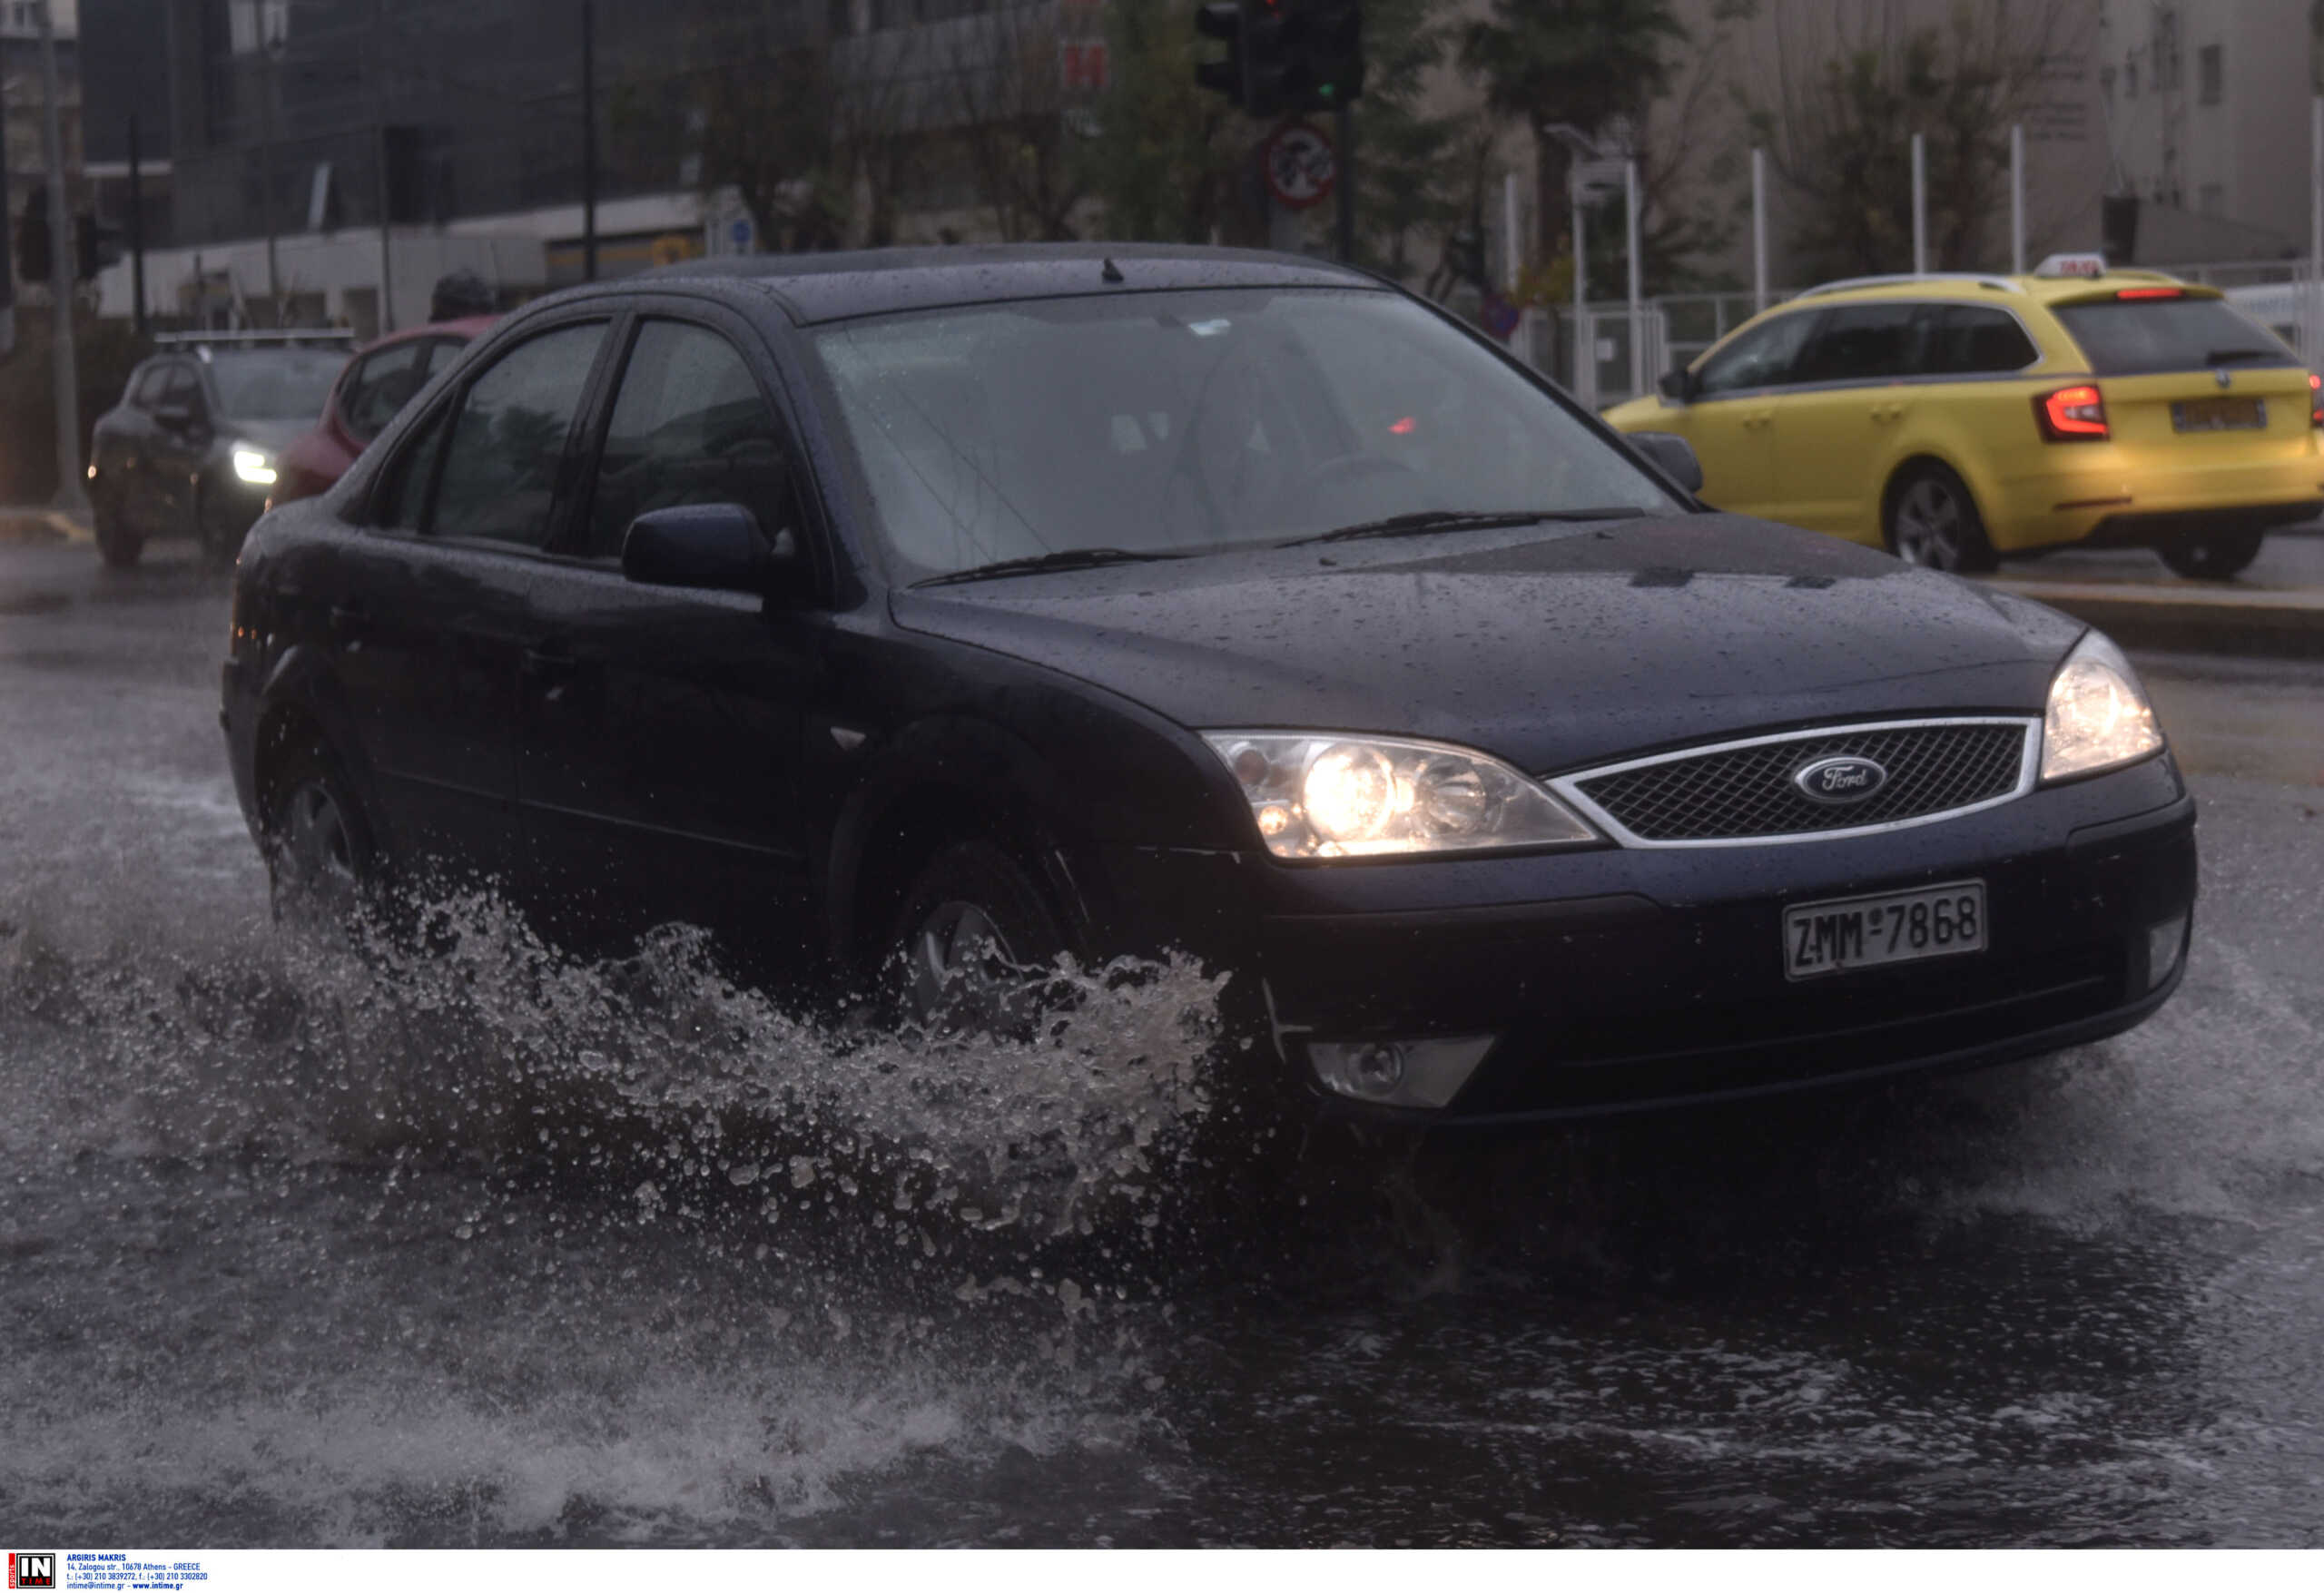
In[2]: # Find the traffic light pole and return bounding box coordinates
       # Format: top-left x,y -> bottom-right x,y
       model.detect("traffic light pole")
128,114 -> 148,340
1334,103 -> 1354,263
36,0 -> 85,517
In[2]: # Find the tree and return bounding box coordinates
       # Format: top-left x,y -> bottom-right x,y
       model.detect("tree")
1743,0 -> 2081,280
1352,0 -> 1476,279
944,3 -> 1090,241
1459,0 -> 1688,267
1080,0 -> 1249,244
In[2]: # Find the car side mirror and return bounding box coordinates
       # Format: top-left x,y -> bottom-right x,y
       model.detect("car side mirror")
1656,367 -> 1696,403
1630,431 -> 1705,495
153,401 -> 195,431
620,502 -> 801,596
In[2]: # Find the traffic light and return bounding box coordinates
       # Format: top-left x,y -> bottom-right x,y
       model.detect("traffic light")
17,183 -> 50,284
75,213 -> 123,280
1193,0 -> 1364,117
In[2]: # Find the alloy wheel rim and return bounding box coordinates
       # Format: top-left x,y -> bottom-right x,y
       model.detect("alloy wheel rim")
1894,479 -> 1965,570
907,900 -> 1029,1031
281,780 -> 358,909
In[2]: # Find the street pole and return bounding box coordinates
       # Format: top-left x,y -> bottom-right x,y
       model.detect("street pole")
1624,158 -> 1643,400
128,113 -> 147,339
1910,133 -> 1927,275
1571,186 -> 1589,405
376,123 -> 395,334
2309,96 -> 2323,366
581,0 -> 598,281
1334,103 -> 1354,263
1750,146 -> 1768,314
1502,170 -> 1520,290
0,71 -> 16,361
261,26 -> 281,326
37,0 -> 85,516
2010,123 -> 2026,274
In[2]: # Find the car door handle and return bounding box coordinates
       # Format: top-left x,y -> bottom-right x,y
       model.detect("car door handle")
1743,408 -> 1774,429
521,643 -> 578,680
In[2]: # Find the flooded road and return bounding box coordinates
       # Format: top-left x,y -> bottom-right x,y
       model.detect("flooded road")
3,538 -> 2320,1546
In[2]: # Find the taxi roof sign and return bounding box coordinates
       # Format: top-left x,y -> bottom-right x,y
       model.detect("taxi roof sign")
2034,251 -> 2110,279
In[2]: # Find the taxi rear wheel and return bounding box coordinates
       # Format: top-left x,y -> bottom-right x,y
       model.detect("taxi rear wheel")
2156,526 -> 2264,581
1885,465 -> 1998,575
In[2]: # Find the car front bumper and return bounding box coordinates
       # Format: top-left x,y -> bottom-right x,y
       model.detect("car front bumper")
1078,753 -> 2196,1126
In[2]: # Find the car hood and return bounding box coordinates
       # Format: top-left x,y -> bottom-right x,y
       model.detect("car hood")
215,418 -> 314,455
890,515 -> 2083,775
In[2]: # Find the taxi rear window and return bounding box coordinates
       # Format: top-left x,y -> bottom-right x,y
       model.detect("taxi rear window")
2053,297 -> 2297,375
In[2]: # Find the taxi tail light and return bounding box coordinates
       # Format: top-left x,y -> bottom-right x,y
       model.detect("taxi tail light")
2113,286 -> 2184,300
2035,384 -> 2110,442
2309,372 -> 2320,428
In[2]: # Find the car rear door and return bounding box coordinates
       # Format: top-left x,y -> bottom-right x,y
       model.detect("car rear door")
322,316 -> 615,881
514,308 -> 825,959
1770,301 -> 1928,539
1674,308 -> 1821,517
145,362 -> 210,531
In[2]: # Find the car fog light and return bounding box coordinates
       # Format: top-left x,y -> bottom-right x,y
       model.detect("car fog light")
1308,1035 -> 1497,1110
2146,914 -> 2188,991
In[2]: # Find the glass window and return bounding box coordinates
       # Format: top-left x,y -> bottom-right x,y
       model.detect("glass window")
2198,44 -> 2222,105
1694,310 -> 1820,397
1791,302 -> 1927,385
162,365 -> 204,412
584,320 -> 795,560
129,367 -> 169,408
2053,297 -> 2295,375
205,349 -> 346,421
429,321 -> 606,547
810,289 -> 1678,580
372,404 -> 448,532
1921,306 -> 2039,375
339,340 -> 430,445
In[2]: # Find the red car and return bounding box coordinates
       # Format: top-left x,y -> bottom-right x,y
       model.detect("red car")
270,315 -> 497,506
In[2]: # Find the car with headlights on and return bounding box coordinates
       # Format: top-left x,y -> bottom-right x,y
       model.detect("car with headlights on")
268,316 -> 497,510
220,245 -> 2195,1125
90,334 -> 352,567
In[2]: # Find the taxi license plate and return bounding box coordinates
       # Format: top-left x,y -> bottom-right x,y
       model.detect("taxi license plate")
1784,881 -> 1986,979
2171,396 -> 2266,432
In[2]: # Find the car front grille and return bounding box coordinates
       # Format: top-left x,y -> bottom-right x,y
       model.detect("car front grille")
1565,720 -> 2033,843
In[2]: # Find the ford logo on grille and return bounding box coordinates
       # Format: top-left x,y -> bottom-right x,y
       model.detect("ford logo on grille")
1793,754 -> 1890,805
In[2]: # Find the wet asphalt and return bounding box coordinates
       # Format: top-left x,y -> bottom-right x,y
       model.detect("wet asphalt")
1,533 -> 2319,1547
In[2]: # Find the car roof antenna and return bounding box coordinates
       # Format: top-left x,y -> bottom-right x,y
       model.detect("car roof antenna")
1101,257 -> 1125,284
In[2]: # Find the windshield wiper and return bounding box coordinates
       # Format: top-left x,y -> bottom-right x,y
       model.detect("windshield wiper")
1282,506 -> 1651,548
2204,347 -> 2280,365
912,546 -> 1193,587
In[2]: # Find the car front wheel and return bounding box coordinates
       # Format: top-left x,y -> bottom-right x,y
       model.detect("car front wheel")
263,739 -> 379,924
1886,464 -> 1999,574
888,841 -> 1068,1035
93,490 -> 144,567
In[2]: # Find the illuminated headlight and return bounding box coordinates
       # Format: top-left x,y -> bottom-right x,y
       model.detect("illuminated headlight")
1201,732 -> 1600,860
2040,630 -> 2163,782
231,445 -> 278,487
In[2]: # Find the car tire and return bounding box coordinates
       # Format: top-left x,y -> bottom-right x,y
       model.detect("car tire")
1884,464 -> 2000,574
2156,526 -> 2265,581
193,477 -> 249,569
262,737 -> 380,925
888,841 -> 1068,1035
93,491 -> 144,568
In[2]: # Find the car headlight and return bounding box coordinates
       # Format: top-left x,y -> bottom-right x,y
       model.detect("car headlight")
231,445 -> 278,487
2041,629 -> 2163,782
1201,733 -> 1600,860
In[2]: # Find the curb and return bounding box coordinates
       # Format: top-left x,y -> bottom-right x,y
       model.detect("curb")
0,506 -> 92,546
1980,577 -> 2324,659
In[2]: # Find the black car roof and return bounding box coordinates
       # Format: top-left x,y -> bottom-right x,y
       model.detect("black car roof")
642,242 -> 1381,324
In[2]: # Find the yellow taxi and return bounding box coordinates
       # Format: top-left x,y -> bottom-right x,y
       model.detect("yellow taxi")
1606,261 -> 2324,577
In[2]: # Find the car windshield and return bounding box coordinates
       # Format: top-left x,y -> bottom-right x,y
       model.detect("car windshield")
808,288 -> 1679,579
2053,296 -> 2299,375
204,349 -> 349,421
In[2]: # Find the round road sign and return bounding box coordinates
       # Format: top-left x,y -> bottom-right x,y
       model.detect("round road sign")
1262,121 -> 1336,211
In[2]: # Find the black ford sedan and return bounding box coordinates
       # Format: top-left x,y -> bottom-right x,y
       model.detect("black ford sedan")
220,245 -> 2195,1125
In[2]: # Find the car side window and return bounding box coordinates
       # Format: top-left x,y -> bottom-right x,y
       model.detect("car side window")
581,319 -> 800,562
340,341 -> 431,445
162,365 -> 204,416
371,403 -> 450,531
128,367 -> 167,408
1792,303 -> 1927,386
1695,311 -> 1820,398
1922,306 -> 2039,375
429,321 -> 606,548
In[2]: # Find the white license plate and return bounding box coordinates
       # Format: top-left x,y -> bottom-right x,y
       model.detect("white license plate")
1784,881 -> 1986,979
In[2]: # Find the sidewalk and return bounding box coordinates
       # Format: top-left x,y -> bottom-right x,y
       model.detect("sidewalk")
1977,528 -> 2324,658
0,505 -> 91,546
